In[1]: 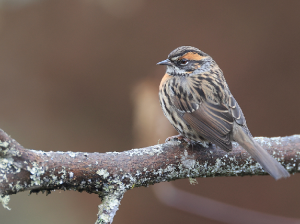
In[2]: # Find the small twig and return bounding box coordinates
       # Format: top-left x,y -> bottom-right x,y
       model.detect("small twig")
96,189 -> 125,224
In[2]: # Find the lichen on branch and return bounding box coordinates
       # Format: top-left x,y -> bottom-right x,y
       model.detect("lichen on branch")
0,128 -> 299,224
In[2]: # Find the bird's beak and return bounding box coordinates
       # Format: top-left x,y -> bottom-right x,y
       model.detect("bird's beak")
157,59 -> 172,66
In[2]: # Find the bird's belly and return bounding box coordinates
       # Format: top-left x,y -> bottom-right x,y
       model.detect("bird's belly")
159,92 -> 207,142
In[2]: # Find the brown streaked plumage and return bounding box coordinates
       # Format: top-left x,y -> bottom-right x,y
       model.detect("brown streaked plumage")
157,46 -> 290,180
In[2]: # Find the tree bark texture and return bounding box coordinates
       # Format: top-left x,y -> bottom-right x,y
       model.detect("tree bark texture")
0,128 -> 299,223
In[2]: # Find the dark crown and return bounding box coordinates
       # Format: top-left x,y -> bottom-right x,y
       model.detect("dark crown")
168,46 -> 208,59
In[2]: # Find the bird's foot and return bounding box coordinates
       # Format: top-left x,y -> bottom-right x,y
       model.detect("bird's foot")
165,134 -> 191,143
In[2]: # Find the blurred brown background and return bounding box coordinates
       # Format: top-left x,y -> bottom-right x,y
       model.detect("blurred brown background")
0,0 -> 300,223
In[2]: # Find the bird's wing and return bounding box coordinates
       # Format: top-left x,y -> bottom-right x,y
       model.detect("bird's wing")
228,95 -> 245,126
170,78 -> 246,151
183,101 -> 234,151
228,95 -> 252,137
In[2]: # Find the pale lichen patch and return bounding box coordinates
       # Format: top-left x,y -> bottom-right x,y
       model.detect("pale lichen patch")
189,177 -> 198,185
97,169 -> 110,179
105,151 -> 121,155
58,167 -> 67,179
0,143 -> 22,187
67,152 -> 77,158
27,162 -> 46,186
181,149 -> 196,169
0,157 -> 14,170
0,141 -> 9,149
0,195 -> 11,210
124,145 -> 163,157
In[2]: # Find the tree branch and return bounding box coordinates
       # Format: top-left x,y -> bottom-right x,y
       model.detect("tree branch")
0,128 -> 299,223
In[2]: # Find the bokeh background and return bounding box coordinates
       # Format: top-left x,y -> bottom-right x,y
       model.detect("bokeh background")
0,0 -> 300,223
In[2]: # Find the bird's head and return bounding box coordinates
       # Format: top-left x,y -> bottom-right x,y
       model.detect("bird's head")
157,46 -> 213,76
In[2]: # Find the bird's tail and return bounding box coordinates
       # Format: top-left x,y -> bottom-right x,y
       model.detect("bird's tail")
233,123 -> 290,180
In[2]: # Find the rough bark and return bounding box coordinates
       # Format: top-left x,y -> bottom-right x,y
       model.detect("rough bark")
0,128 -> 299,223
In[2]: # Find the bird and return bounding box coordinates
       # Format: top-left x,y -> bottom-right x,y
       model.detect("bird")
157,46 -> 290,180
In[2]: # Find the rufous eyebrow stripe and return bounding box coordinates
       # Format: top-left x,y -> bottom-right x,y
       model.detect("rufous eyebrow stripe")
181,52 -> 203,60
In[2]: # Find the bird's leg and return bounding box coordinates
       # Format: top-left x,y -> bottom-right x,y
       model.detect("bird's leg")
165,134 -> 191,143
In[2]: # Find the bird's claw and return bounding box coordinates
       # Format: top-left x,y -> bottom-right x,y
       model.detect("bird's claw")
165,134 -> 191,143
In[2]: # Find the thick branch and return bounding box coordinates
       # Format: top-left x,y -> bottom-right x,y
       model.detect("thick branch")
0,129 -> 299,223
0,129 -> 298,196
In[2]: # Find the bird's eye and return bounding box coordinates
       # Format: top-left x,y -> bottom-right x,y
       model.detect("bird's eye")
179,59 -> 188,65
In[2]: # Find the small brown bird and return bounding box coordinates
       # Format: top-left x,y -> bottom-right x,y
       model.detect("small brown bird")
157,46 -> 290,180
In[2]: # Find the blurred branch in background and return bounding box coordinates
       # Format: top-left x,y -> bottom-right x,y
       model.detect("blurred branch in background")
131,69 -> 176,148
154,182 -> 300,224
